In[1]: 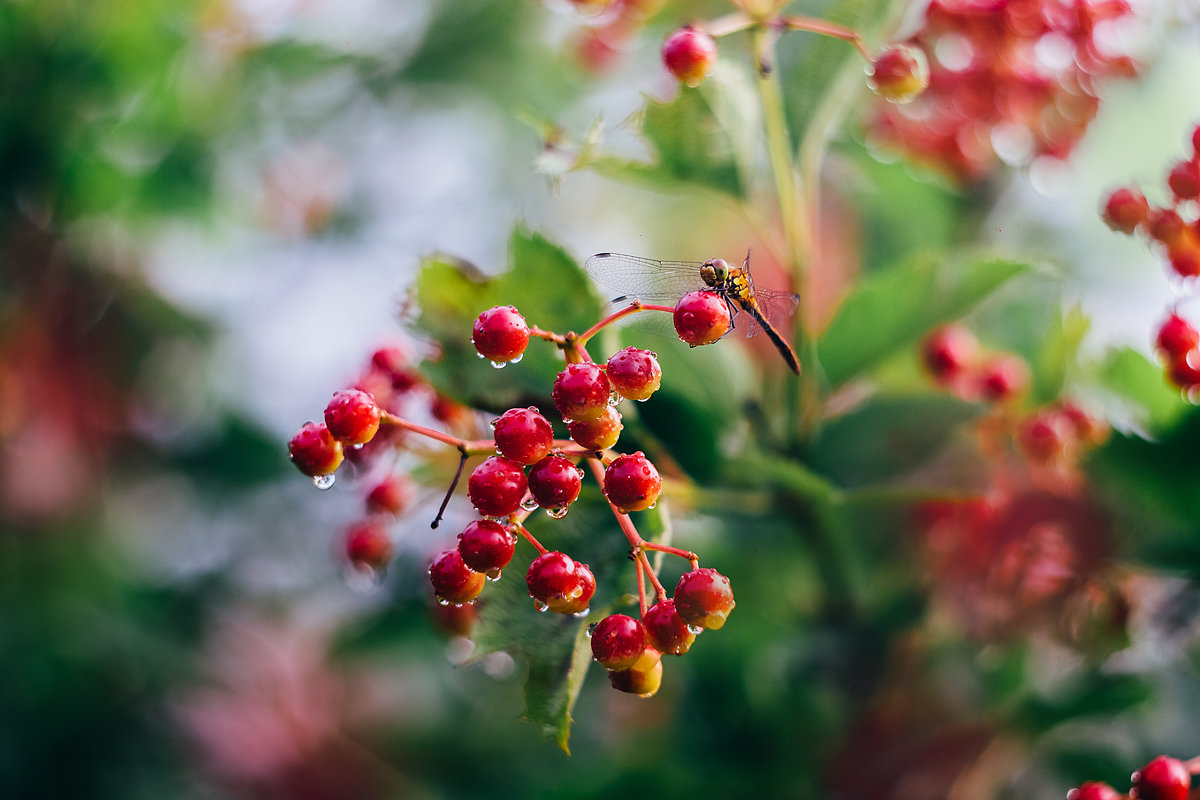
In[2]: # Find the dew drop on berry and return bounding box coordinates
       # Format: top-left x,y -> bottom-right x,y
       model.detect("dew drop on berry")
586,623 -> 597,638
488,417 -> 500,429
636,396 -> 649,402
436,597 -> 451,607
575,465 -> 586,477
608,390 -> 621,406
687,624 -> 704,635
572,607 -> 590,619
534,599 -> 549,613
313,473 -> 336,490
486,568 -> 502,582
491,360 -> 507,369
547,505 -> 569,519
521,496 -> 539,511
510,353 -> 524,365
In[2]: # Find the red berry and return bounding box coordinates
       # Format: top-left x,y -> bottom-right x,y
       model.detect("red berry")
288,421 -> 344,477
1166,351 -> 1200,389
370,345 -> 421,392
1131,755 -> 1191,800
324,389 -> 381,446
526,551 -> 594,614
492,406 -> 554,465
1192,123 -> 1200,157
1168,158 -> 1200,200
1067,781 -> 1122,800
868,44 -> 929,103
661,26 -> 717,88
466,456 -> 528,517
1156,313 -> 1199,360
1167,231 -> 1200,278
472,305 -> 529,364
608,655 -> 663,697
457,519 -> 515,574
975,353 -> 1029,402
552,362 -> 612,421
1102,187 -> 1149,235
603,451 -> 662,514
642,598 -> 695,655
527,455 -> 583,512
606,347 -> 662,401
673,290 -> 732,347
921,324 -> 978,384
365,473 -> 414,515
673,567 -> 735,630
1148,208 -> 1186,247
429,548 -> 486,605
567,406 -> 623,450
1017,410 -> 1071,463
590,614 -> 649,670
344,518 -> 392,570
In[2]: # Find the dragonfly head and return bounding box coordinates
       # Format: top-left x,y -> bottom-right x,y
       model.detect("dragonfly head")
700,258 -> 729,287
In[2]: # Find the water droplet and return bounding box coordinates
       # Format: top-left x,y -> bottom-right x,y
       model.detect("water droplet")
491,360 -> 507,369
647,502 -> 656,510
586,623 -> 598,638
687,624 -> 704,635
489,417 -> 500,429
575,465 -> 586,477
351,442 -> 364,451
507,531 -> 519,544
608,390 -> 621,406
476,351 -> 486,360
534,600 -> 549,613
486,568 -> 502,582
521,496 -> 539,511
313,473 -> 336,490
636,396 -> 649,402
572,607 -> 590,618
546,505 -> 569,519
510,353 -> 524,364
436,597 -> 451,607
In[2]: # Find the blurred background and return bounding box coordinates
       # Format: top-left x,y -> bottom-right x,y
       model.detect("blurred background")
3,0 -> 1200,798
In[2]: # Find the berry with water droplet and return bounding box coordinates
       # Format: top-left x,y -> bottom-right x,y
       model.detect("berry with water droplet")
344,518 -> 392,570
457,519 -> 516,574
324,389 -> 381,446
1167,352 -> 1200,389
472,305 -> 530,364
365,473 -> 414,515
662,26 -> 717,88
606,347 -> 662,401
492,406 -> 554,465
868,44 -> 929,103
467,456 -> 528,517
673,567 -> 735,630
642,598 -> 695,655
288,421 -> 344,477
567,406 -> 623,450
527,454 -> 583,510
673,290 -> 731,347
429,548 -> 486,605
553,362 -> 612,421
603,451 -> 661,514
590,613 -> 648,670
608,655 -> 663,697
1130,755 -> 1191,800
526,551 -> 594,614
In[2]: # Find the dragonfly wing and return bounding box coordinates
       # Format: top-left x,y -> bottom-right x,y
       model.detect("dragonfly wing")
584,253 -> 704,303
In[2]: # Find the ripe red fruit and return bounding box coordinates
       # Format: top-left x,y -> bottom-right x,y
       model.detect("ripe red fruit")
603,451 -> 662,514
590,614 -> 648,670
1156,313 -> 1199,360
920,324 -> 978,384
673,290 -> 732,347
608,656 -> 663,697
1130,755 -> 1191,800
1167,231 -> 1200,278
288,421 -> 344,477
429,548 -> 486,605
868,44 -> 929,103
1017,410 -> 1070,463
661,26 -> 717,88
1102,187 -> 1149,235
365,473 -> 414,515
472,305 -> 530,364
642,598 -> 695,655
457,519 -> 516,574
492,406 -> 554,465
1148,208 -> 1186,247
527,455 -> 583,512
552,362 -> 612,421
1067,781 -> 1121,800
467,456 -> 528,517
1193,123 -> 1200,157
526,551 -> 595,614
975,353 -> 1029,402
673,567 -> 735,630
1168,158 -> 1200,200
606,347 -> 662,401
567,406 -> 623,450
324,389 -> 381,446
370,345 -> 421,392
344,519 -> 392,570
1166,351 -> 1200,389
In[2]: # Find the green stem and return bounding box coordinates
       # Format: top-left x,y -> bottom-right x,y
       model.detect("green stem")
753,24 -> 805,278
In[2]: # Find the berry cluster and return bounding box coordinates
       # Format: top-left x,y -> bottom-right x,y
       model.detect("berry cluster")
921,323 -> 1030,404
289,286 -> 739,698
867,0 -> 1137,181
1102,123 -> 1200,395
1068,753 -> 1198,800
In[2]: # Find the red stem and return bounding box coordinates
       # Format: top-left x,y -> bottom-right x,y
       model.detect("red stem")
577,301 -> 675,347
514,522 -> 548,555
781,15 -> 871,60
637,551 -> 669,601
642,541 -> 699,568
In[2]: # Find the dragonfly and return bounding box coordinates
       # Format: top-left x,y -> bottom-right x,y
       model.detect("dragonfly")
584,251 -> 801,374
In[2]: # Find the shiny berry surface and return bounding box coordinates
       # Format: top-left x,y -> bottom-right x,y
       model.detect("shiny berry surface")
661,26 -> 717,88
590,613 -> 648,671
1131,755 -> 1191,800
527,454 -> 582,510
344,518 -> 392,570
603,452 -> 661,514
868,44 -> 929,103
554,563 -> 594,615
457,519 -> 515,573
673,290 -> 731,347
288,421 -> 344,477
492,406 -> 554,465
324,389 -> 381,446
429,548 -> 485,605
552,362 -> 612,422
467,456 -> 528,517
526,551 -> 593,613
673,567 -> 735,630
567,406 -> 623,450
606,347 -> 662,401
472,305 -> 529,363
642,598 -> 694,656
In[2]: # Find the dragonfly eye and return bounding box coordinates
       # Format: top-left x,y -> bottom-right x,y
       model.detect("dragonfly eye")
704,258 -> 729,283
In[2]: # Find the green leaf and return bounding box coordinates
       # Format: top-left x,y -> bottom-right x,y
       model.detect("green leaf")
808,393 -> 983,488
1094,347 -> 1186,433
816,254 -> 1030,387
414,226 -> 603,412
1030,304 -> 1090,404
